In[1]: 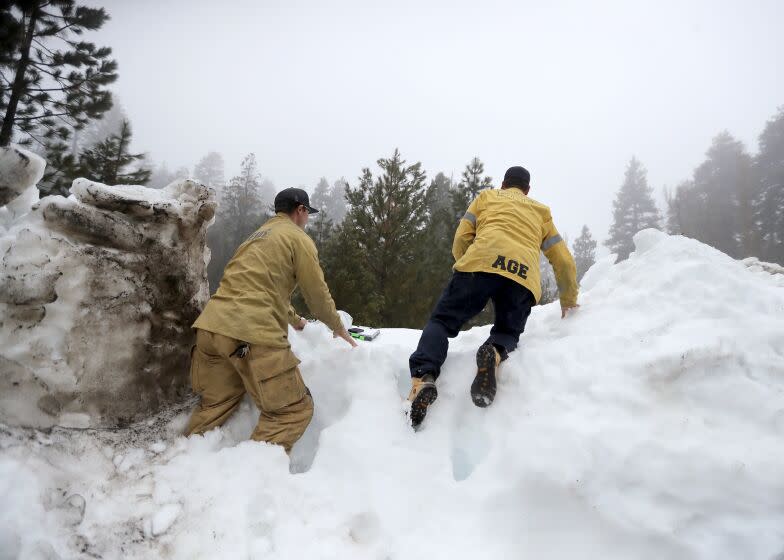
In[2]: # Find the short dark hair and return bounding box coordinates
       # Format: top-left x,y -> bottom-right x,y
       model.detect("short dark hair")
503,166 -> 530,189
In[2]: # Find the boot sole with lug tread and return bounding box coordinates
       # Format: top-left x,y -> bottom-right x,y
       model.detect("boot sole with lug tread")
471,343 -> 498,407
409,384 -> 437,429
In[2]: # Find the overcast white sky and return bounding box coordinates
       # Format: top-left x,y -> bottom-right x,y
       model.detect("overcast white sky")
94,0 -> 783,242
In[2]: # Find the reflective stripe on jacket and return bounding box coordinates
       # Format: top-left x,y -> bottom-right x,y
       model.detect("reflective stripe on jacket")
452,188 -> 579,306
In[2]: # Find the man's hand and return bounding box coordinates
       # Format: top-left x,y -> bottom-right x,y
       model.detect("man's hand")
333,327 -> 358,348
561,303 -> 580,319
293,317 -> 307,331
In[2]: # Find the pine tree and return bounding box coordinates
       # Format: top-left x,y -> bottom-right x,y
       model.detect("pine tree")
538,252 -> 558,304
309,177 -> 348,223
307,209 -> 333,255
428,172 -> 453,215
460,157 -> 493,198
311,177 -> 331,213
694,132 -> 753,258
667,133 -> 753,258
0,1 -> 117,147
572,225 -> 597,282
664,180 -> 694,236
605,157 -> 661,261
35,139 -> 77,196
0,8 -> 21,66
205,154 -> 267,291
753,108 -> 784,264
339,149 -> 428,326
76,96 -> 127,152
77,118 -> 151,185
259,177 -> 276,213
193,151 -> 224,189
423,172 -> 455,261
451,157 -> 493,219
220,153 -> 265,249
327,178 -> 349,223
414,172 -> 457,322
319,219 -> 380,323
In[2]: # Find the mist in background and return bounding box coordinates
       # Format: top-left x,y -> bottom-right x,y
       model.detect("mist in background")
3,0 -> 782,325
92,0 -> 784,242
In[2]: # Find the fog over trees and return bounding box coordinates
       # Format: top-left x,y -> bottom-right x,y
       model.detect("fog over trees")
2,0 -> 782,328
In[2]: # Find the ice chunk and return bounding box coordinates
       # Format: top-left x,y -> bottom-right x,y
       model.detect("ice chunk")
631,227 -> 667,256
0,145 -> 45,207
151,504 -> 181,536
150,442 -> 167,454
60,494 -> 86,527
338,309 -> 353,330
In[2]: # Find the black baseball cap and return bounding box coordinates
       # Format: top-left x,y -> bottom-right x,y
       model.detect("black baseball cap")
274,187 -> 318,214
503,166 -> 531,189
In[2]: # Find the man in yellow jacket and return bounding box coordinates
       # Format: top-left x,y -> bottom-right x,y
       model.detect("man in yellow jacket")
186,187 -> 356,452
408,166 -> 579,427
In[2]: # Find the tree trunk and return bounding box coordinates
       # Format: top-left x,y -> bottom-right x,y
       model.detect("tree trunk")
0,3 -> 40,146
111,121 -> 130,184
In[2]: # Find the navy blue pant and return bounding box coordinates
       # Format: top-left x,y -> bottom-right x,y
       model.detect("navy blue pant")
409,272 -> 536,379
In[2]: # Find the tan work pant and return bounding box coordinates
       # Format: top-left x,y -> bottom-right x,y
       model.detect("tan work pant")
185,329 -> 313,453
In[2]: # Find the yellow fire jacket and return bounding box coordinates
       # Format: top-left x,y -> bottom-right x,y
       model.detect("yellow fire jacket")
193,214 -> 343,347
452,188 -> 579,306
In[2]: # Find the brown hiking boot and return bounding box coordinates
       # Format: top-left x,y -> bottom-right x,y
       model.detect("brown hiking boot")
408,374 -> 437,429
471,342 -> 501,407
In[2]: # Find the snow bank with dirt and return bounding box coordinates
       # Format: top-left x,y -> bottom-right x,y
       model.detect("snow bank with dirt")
1,229 -> 783,559
0,147 -> 216,429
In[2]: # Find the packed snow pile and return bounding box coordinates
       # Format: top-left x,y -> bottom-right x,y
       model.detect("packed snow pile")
0,146 -> 45,225
742,257 -> 784,285
0,146 -> 216,429
1,229 -> 784,559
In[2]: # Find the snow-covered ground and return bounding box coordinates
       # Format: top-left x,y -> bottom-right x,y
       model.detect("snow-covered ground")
1,229 -> 783,559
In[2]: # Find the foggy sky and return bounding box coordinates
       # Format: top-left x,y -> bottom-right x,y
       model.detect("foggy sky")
94,0 -> 784,245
